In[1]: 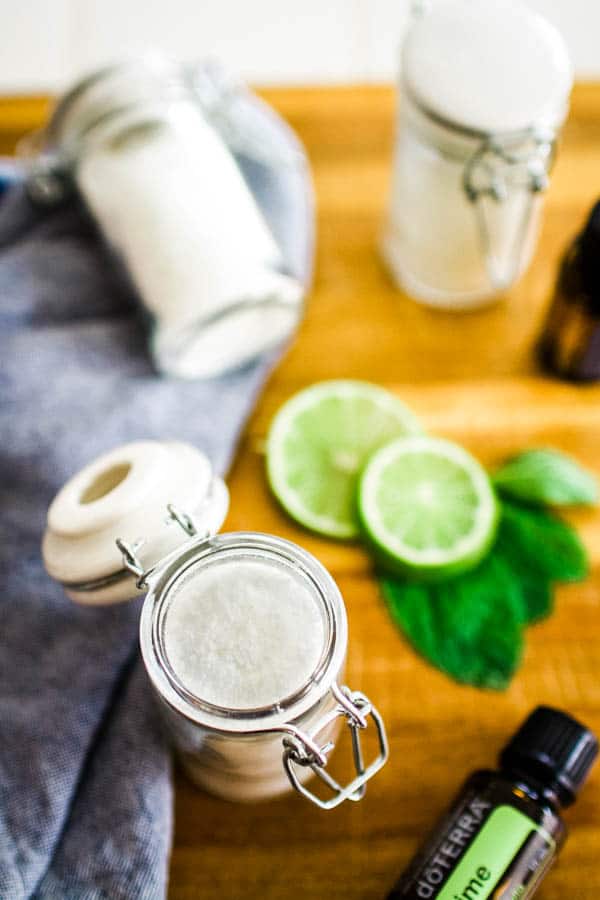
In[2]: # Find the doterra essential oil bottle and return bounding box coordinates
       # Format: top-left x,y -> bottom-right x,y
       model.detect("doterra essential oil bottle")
388,706 -> 598,899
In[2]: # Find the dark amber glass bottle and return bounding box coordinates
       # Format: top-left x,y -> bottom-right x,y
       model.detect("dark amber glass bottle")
539,201 -> 600,380
388,707 -> 598,900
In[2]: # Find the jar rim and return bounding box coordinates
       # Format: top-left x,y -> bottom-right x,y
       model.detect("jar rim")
139,531 -> 348,734
403,84 -> 563,146
43,55 -> 189,156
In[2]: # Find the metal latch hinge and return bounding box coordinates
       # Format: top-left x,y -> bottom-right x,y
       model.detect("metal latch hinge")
281,683 -> 389,810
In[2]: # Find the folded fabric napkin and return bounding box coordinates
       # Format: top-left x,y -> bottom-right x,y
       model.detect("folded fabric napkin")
0,75 -> 313,899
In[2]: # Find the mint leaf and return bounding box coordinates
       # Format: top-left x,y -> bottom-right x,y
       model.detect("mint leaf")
504,563 -> 552,624
499,499 -> 589,583
494,507 -> 553,623
380,554 -> 523,690
378,497 -> 589,689
382,579 -> 439,660
493,449 -> 598,507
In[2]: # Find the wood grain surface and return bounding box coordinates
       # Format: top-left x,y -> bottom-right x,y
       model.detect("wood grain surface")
2,85 -> 599,899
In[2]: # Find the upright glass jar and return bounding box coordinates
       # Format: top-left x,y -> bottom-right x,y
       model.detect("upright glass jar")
27,56 -> 304,379
43,441 -> 388,809
382,0 -> 573,309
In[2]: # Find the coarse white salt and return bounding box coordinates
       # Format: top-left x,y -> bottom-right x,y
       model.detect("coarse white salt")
163,557 -> 326,710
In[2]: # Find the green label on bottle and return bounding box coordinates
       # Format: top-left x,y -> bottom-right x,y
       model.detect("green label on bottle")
436,805 -> 554,900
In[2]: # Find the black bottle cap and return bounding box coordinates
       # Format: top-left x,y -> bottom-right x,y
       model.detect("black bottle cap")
579,200 -> 600,308
500,706 -> 598,808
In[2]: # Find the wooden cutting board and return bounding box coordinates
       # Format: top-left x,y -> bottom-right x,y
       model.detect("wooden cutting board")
169,375 -> 600,900
2,84 -> 599,899
171,86 -> 600,900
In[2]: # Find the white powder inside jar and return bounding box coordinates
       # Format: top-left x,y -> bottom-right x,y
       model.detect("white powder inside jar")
163,558 -> 326,710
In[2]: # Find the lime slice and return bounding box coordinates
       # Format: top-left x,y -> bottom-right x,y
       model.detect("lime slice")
266,380 -> 422,538
358,436 -> 498,579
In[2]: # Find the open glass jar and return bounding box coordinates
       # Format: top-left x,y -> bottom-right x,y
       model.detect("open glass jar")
43,441 -> 388,809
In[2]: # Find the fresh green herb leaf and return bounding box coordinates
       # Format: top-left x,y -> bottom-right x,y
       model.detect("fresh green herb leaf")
504,562 -> 553,624
499,499 -> 589,583
494,506 -> 554,623
380,553 -> 524,690
376,451 -> 592,690
493,449 -> 598,507
381,579 -> 439,661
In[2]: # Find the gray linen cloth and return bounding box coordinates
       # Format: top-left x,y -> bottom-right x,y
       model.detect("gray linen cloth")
0,79 -> 313,900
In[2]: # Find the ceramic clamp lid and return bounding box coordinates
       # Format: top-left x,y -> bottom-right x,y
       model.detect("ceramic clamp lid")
404,0 -> 573,134
43,440 -> 229,605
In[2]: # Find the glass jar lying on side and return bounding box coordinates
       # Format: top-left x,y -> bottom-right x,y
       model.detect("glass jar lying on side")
26,56 -> 305,380
43,441 -> 388,808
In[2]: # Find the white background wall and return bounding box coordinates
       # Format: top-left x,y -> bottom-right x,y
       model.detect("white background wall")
2,0 -> 600,93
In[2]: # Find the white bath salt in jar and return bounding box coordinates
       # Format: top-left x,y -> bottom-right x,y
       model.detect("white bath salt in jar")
382,0 -> 573,309
29,56 -> 304,379
43,442 -> 388,808
163,557 -> 325,710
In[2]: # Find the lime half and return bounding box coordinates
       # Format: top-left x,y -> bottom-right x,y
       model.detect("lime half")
358,436 -> 498,579
266,380 -> 422,538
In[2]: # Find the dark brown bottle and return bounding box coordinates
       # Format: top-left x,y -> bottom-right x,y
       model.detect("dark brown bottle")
388,706 -> 598,899
539,201 -> 600,380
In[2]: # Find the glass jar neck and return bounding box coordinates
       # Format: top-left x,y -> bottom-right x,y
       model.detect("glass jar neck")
402,88 -> 561,162
44,56 -> 192,159
140,531 -> 348,735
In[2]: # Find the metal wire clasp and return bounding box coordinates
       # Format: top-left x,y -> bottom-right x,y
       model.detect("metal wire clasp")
116,503 -> 203,590
281,683 -> 389,810
463,129 -> 556,291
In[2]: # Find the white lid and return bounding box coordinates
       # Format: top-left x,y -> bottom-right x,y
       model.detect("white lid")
42,440 -> 229,605
403,0 -> 573,134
